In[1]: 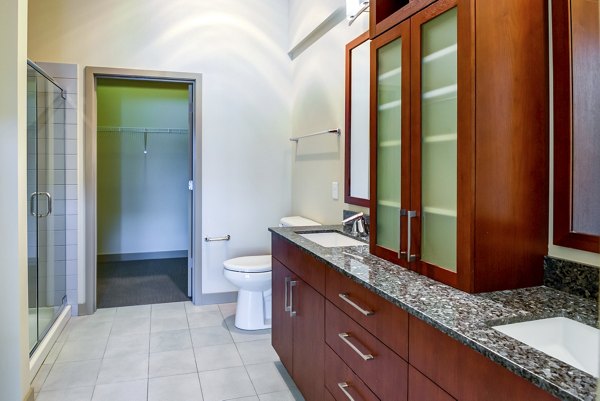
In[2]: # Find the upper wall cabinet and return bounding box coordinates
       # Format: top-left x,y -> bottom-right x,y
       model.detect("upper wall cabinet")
370,0 -> 437,38
552,0 -> 600,254
370,0 -> 550,293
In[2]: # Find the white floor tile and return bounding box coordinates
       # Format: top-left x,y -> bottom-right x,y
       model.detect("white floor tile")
194,343 -> 244,372
105,332 -> 150,358
190,326 -> 233,348
150,329 -> 192,353
96,354 -> 149,384
149,348 -> 197,378
187,310 -> 224,329
245,362 -> 293,395
224,316 -> 272,343
258,390 -> 304,401
236,340 -> 279,365
90,308 -> 116,322
151,302 -> 187,319
111,316 -> 150,335
44,341 -> 65,365
185,302 -> 219,314
114,304 -> 151,319
91,379 -> 147,401
67,320 -> 112,341
151,315 -> 189,332
148,373 -> 203,401
42,359 -> 102,391
56,338 -> 107,362
218,303 -> 237,318
36,386 -> 94,401
227,397 -> 259,401
198,366 -> 256,401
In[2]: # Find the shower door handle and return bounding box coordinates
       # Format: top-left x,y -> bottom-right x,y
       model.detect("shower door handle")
40,192 -> 52,217
30,192 -> 38,217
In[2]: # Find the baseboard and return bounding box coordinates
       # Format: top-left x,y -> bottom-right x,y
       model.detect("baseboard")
97,250 -> 188,263
23,387 -> 34,401
195,291 -> 237,305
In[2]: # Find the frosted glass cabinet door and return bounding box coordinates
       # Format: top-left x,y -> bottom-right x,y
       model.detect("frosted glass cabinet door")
419,7 -> 458,272
376,37 -> 403,252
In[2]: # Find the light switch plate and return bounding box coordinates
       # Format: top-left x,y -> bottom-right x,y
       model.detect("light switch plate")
332,181 -> 339,200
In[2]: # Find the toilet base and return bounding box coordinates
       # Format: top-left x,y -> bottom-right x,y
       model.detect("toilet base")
234,289 -> 272,331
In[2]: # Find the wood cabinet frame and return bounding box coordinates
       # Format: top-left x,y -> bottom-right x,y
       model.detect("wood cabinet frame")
552,0 -> 600,253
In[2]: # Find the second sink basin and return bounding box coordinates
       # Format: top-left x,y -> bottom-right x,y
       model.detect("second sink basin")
493,317 -> 599,378
300,232 -> 365,248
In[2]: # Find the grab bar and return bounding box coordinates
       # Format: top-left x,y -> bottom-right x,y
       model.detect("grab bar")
290,128 -> 341,142
204,235 -> 231,242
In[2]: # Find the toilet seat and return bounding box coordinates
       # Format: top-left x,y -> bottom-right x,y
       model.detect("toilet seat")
223,255 -> 271,273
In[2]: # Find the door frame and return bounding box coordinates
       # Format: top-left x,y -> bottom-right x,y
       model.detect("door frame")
82,67 -> 202,315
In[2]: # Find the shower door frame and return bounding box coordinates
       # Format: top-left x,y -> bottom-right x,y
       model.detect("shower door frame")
82,67 -> 203,315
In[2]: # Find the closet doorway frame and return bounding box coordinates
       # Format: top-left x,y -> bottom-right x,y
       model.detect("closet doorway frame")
83,67 -> 202,315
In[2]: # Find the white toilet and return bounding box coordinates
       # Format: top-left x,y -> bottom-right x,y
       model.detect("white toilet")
223,216 -> 321,330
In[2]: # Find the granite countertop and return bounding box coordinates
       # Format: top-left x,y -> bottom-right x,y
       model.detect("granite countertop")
269,225 -> 599,401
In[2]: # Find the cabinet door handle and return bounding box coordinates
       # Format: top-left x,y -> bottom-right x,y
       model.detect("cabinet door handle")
338,293 -> 374,316
338,332 -> 374,361
289,280 -> 297,317
406,210 -> 417,262
284,277 -> 291,313
338,382 -> 359,401
399,209 -> 407,259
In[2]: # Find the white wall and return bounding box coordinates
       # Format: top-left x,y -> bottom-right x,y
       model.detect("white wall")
0,0 -> 32,399
28,0 -> 293,297
289,0 -> 369,225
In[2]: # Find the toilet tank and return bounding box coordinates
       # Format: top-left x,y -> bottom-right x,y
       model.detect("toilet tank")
279,216 -> 321,227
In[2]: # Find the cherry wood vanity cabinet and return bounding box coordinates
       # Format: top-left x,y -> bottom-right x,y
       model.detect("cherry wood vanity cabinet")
369,0 -> 549,293
409,316 -> 559,401
271,236 -> 325,401
271,233 -> 562,401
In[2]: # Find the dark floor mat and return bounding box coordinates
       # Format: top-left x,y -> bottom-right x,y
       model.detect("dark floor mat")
97,258 -> 190,308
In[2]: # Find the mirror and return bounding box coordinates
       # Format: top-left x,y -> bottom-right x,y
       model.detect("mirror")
345,32 -> 371,207
552,0 -> 600,253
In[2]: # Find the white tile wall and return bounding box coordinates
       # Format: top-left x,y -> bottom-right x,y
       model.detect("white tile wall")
37,62 -> 79,316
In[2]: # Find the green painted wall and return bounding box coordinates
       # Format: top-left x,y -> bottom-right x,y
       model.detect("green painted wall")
97,79 -> 191,255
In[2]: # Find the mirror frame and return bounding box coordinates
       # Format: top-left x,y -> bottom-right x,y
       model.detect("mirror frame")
344,31 -> 371,207
552,0 -> 600,253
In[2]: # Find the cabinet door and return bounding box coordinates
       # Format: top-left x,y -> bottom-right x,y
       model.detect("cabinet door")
409,366 -> 456,401
272,258 -> 293,373
409,0 -> 472,288
292,277 -> 325,401
370,19 -> 411,267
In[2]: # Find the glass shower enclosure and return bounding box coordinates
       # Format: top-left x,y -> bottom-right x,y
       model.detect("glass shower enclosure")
27,61 -> 67,354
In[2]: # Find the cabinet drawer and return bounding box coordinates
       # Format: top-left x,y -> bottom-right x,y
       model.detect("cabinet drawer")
326,268 -> 409,358
272,234 -> 325,294
408,366 -> 456,401
326,345 -> 380,401
326,301 -> 408,401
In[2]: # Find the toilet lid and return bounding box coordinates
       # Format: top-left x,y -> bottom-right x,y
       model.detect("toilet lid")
224,255 -> 272,273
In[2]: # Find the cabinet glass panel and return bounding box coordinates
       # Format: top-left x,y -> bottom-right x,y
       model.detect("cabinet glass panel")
376,37 -> 402,251
420,7 -> 457,272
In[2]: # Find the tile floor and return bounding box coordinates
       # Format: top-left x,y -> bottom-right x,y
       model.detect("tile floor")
32,302 -> 305,401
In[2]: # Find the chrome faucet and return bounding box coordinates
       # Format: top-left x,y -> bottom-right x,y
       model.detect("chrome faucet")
342,212 -> 369,237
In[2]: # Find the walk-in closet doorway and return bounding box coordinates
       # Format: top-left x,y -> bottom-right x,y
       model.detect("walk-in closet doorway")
83,68 -> 202,314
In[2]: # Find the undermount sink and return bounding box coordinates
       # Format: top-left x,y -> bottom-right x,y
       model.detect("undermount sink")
492,317 -> 599,378
300,232 -> 366,248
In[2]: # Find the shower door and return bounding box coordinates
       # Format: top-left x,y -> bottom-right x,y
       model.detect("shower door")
27,62 -> 67,354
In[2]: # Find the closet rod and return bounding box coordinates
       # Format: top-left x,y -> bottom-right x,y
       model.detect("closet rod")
97,126 -> 188,134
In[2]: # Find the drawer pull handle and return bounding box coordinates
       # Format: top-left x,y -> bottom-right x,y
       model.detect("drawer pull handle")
339,293 -> 374,316
338,332 -> 374,361
284,277 -> 291,313
338,382 -> 358,401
